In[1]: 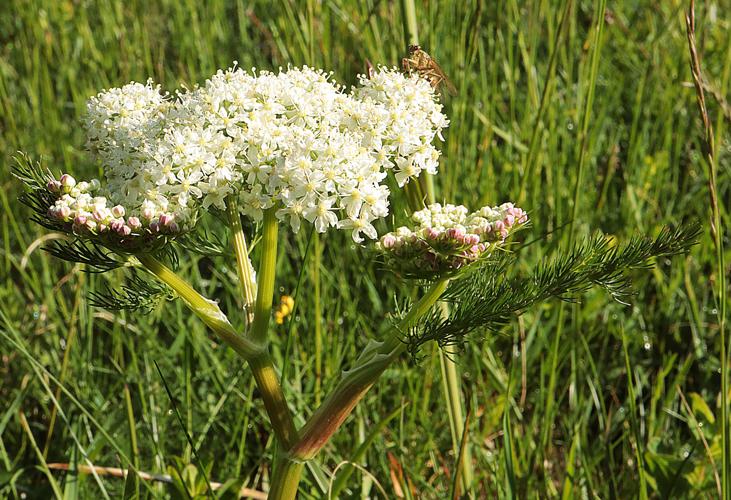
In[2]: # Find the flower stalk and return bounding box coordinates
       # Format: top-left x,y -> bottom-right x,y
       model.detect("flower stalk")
227,196 -> 257,325
250,207 -> 279,345
228,204 -> 298,449
137,254 -> 264,361
139,250 -> 298,451
289,278 -> 449,461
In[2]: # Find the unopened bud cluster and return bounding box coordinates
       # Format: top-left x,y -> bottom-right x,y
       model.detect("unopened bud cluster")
377,203 -> 527,275
46,173 -> 180,248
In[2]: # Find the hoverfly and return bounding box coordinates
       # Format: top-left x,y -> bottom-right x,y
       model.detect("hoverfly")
401,44 -> 458,96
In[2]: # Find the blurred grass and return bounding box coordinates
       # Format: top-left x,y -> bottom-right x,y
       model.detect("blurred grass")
1,0 -> 730,498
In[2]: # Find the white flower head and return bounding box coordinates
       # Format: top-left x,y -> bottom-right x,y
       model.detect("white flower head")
353,67 -> 449,187
44,63 -> 451,248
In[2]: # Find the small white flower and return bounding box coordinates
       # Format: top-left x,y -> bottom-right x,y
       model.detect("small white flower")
339,215 -> 378,243
305,198 -> 338,233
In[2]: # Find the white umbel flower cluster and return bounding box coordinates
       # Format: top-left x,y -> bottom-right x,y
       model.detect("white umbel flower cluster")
353,68 -> 449,187
44,64 -> 449,247
377,203 -> 528,276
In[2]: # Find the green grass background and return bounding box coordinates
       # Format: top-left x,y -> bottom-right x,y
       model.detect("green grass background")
1,0 -> 729,497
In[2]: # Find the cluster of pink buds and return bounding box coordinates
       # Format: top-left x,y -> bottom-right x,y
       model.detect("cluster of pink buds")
469,203 -> 528,242
377,203 -> 528,276
45,173 -> 182,249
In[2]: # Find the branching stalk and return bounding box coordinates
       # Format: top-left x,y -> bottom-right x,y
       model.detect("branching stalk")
290,278 -> 449,461
227,204 -> 299,449
142,221 -> 299,457
137,254 -> 264,361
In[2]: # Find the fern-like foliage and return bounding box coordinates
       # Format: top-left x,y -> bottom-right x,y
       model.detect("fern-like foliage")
44,239 -> 125,273
177,229 -> 228,257
153,243 -> 180,271
12,154 -> 64,232
89,273 -> 173,313
406,223 -> 701,356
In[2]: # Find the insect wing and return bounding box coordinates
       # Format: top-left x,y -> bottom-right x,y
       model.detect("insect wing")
427,56 -> 458,96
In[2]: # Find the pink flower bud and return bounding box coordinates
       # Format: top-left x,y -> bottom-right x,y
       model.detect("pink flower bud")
60,174 -> 76,191
424,228 -> 440,240
93,209 -> 105,222
47,180 -> 62,193
149,221 -> 160,233
446,227 -> 465,240
159,214 -> 174,226
382,234 -> 397,249
74,215 -> 87,226
59,206 -> 71,219
110,220 -> 124,232
142,208 -> 154,220
127,217 -> 142,230
507,206 -> 528,224
117,225 -> 132,236
465,234 -> 480,246
111,205 -> 125,218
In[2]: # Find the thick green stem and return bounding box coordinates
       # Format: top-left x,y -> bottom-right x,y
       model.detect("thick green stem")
227,203 -> 298,448
249,354 -> 298,448
439,342 -> 473,488
290,278 -> 449,460
250,207 -> 279,345
227,196 -> 257,325
268,456 -> 305,500
137,254 -> 264,361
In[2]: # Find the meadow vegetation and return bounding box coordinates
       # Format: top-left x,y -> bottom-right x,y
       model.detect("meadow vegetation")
0,0 -> 729,497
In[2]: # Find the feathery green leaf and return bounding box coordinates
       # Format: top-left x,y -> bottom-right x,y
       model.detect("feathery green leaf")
407,223 -> 701,354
